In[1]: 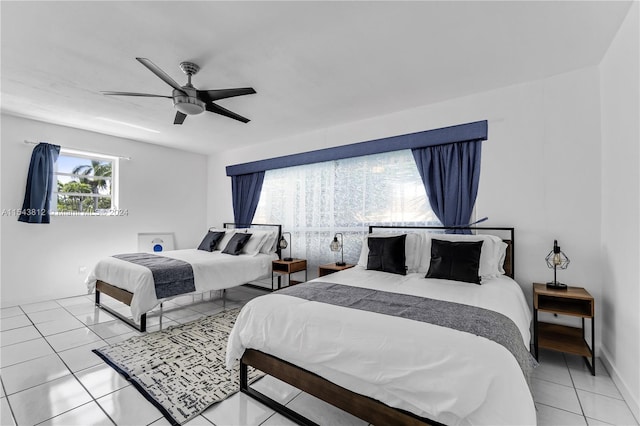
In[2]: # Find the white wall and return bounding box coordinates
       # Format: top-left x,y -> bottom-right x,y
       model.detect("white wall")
209,65 -> 603,326
600,1 -> 640,419
1,115 -> 208,307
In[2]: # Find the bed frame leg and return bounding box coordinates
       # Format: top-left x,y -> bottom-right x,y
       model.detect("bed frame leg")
159,303 -> 163,330
239,358 -> 318,426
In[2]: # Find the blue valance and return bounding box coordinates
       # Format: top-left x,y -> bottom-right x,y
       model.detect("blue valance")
226,120 -> 487,176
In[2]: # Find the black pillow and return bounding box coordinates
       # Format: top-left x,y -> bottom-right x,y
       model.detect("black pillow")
222,233 -> 252,255
366,235 -> 407,275
197,231 -> 225,252
426,239 -> 483,284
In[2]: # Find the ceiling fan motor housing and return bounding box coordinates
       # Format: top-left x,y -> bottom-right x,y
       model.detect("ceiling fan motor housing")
173,87 -> 205,115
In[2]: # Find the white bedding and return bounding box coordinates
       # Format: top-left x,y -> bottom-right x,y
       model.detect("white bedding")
226,266 -> 536,425
86,249 -> 277,321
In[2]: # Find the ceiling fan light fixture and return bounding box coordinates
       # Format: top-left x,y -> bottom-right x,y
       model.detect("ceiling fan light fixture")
173,95 -> 205,115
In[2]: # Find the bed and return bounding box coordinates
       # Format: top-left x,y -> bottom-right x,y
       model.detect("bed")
226,226 -> 537,426
86,223 -> 281,332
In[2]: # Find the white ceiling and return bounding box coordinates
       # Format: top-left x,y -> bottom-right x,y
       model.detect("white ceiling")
1,1 -> 631,155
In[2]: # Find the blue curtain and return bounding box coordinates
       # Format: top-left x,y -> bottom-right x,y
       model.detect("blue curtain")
231,171 -> 265,225
18,143 -> 60,224
412,140 -> 482,234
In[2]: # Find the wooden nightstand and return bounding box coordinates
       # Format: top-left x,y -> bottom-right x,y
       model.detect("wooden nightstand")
533,283 -> 595,375
318,263 -> 356,277
272,259 -> 307,289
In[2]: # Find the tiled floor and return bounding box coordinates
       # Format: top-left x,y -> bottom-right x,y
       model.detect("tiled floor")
0,286 -> 637,426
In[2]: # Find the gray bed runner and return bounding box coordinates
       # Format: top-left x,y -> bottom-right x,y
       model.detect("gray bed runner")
278,281 -> 537,383
113,253 -> 195,299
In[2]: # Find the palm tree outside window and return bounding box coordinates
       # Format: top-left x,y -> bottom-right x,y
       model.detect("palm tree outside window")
53,151 -> 118,214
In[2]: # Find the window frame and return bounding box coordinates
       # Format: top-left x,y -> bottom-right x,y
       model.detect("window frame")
52,148 -> 120,216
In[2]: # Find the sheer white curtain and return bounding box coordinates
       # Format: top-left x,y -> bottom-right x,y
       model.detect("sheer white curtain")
254,149 -> 440,275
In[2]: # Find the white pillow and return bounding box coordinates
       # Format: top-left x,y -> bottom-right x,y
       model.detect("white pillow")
418,234 -> 505,278
357,233 -> 423,273
242,229 -> 278,254
209,228 -> 235,251
236,230 -> 268,256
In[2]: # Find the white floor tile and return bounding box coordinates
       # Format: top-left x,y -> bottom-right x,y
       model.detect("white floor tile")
66,302 -> 103,316
251,375 -> 302,405
57,341 -> 106,372
0,314 -> 32,331
201,391 -> 275,426
173,313 -> 207,324
89,320 -> 141,339
1,396 -> 16,426
586,417 -> 615,425
75,308 -> 117,326
533,350 -> 574,386
566,354 -> 607,376
27,307 -> 75,324
0,306 -> 23,319
1,353 -> 71,395
0,338 -> 55,368
55,295 -> 94,307
35,315 -> 86,336
577,389 -> 638,425
535,403 -> 587,425
20,300 -> 61,313
7,375 -> 92,425
261,412 -> 299,426
162,307 -> 200,321
286,392 -> 368,426
75,363 -> 130,399
38,401 -> 114,426
104,331 -> 142,345
180,414 -> 217,425
531,378 -> 583,415
0,325 -> 42,346
45,327 -> 104,352
97,385 -> 164,426
570,368 -> 623,399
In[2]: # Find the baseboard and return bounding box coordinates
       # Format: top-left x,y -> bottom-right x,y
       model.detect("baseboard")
600,346 -> 640,423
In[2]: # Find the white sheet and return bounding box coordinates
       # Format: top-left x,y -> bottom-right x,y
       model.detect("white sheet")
86,249 -> 277,320
226,266 -> 536,425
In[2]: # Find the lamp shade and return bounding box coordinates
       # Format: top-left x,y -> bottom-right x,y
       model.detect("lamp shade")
330,233 -> 345,266
545,240 -> 569,289
280,232 -> 292,261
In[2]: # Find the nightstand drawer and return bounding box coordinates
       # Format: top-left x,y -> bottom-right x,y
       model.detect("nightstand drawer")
536,294 -> 593,317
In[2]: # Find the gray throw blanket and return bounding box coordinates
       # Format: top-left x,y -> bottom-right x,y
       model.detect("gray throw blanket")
113,253 -> 195,299
278,281 -> 537,384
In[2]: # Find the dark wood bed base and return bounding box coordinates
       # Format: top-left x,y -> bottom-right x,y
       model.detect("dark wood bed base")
240,225 -> 515,425
240,349 -> 444,426
93,223 -> 282,332
95,280 -> 147,331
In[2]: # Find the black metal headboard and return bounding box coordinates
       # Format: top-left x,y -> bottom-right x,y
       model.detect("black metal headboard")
368,225 -> 515,279
222,223 -> 283,258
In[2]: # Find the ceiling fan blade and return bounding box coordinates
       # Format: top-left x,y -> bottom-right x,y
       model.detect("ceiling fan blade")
197,87 -> 256,103
101,91 -> 172,98
174,111 -> 187,125
136,57 -> 186,95
205,102 -> 250,123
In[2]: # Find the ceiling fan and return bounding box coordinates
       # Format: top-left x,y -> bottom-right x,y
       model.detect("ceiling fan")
102,57 -> 256,125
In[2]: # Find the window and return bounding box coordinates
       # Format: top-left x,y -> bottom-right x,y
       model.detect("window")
254,149 -> 440,271
52,149 -> 119,215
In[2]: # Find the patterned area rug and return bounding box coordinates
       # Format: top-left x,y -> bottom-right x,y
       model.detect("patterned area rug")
93,307 -> 262,425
